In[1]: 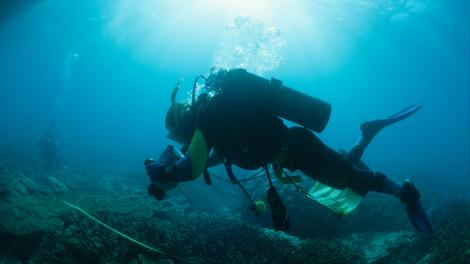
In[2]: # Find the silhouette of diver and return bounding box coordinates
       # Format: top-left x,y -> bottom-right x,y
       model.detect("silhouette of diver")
145,68 -> 432,234
38,122 -> 60,172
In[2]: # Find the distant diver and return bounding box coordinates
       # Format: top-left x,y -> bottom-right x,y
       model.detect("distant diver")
38,121 -> 61,172
144,68 -> 432,234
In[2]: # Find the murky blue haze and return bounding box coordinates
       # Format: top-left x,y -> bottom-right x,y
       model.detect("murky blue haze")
1,0 -> 468,195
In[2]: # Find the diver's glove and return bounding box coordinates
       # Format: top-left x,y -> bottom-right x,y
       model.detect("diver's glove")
400,180 -> 433,233
144,158 -> 176,182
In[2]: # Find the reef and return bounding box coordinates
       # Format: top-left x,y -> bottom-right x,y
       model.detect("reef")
386,199 -> 470,263
0,164 -> 468,263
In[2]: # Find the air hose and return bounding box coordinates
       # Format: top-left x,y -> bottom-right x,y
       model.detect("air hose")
191,75 -> 207,106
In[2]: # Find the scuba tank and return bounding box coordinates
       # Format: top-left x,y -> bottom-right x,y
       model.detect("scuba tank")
208,68 -> 332,133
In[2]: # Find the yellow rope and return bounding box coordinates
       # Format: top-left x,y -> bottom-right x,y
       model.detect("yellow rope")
62,200 -> 166,255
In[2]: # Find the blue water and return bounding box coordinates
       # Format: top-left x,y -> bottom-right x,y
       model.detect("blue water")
0,0 -> 468,197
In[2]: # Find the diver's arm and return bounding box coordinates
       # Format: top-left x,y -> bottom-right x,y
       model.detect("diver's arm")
178,127 -> 209,180
145,128 -> 209,200
147,128 -> 209,182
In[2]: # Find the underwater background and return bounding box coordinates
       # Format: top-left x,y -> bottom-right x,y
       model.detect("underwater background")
0,0 -> 469,263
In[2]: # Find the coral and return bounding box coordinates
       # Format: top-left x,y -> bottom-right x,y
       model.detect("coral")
0,170 -> 12,197
46,176 -> 69,194
62,200 -> 164,254
291,239 -> 364,264
388,199 -> 470,263
339,231 -> 414,263
29,207 -> 162,264
2,166 -> 468,264
27,208 -> 363,264
143,214 -> 363,264
343,194 -> 409,233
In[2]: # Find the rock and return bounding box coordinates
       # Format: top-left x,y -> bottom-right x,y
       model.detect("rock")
14,182 -> 28,196
46,176 -> 68,194
0,167 -> 13,198
0,187 -> 64,264
0,178 -> 11,197
0,170 -> 64,237
16,176 -> 39,195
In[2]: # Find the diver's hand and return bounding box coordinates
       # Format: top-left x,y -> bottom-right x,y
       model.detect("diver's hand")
144,158 -> 176,182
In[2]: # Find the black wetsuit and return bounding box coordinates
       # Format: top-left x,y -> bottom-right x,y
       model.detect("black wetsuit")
194,70 -> 386,196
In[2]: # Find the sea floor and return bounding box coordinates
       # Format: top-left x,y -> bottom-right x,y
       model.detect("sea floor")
0,164 -> 469,264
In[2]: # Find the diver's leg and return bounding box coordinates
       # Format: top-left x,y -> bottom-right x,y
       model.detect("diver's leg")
282,127 -> 432,233
347,122 -> 386,164
347,137 -> 369,165
282,127 -> 388,195
283,127 -> 406,198
347,105 -> 423,164
347,119 -> 391,164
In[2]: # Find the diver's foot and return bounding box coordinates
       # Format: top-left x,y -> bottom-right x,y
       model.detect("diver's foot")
360,105 -> 423,143
400,180 -> 432,233
360,120 -> 386,143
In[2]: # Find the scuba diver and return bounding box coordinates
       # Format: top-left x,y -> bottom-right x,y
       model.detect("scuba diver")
38,121 -> 61,172
145,68 -> 432,234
